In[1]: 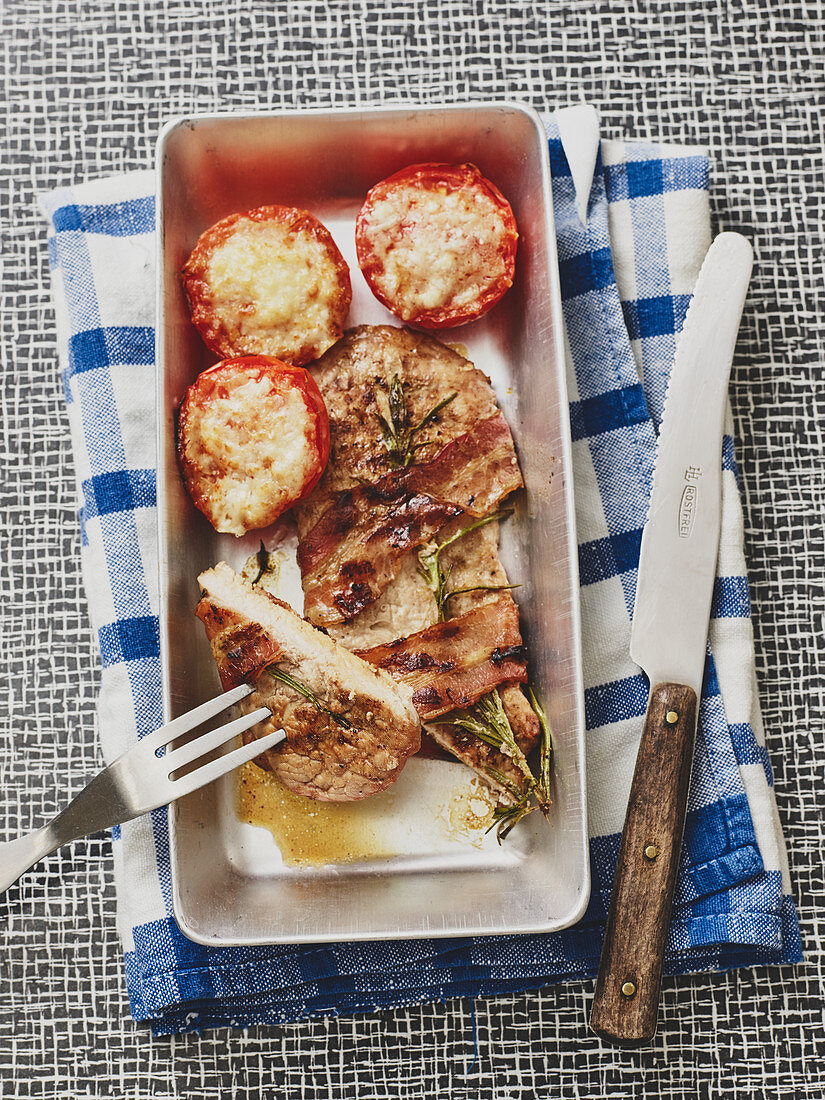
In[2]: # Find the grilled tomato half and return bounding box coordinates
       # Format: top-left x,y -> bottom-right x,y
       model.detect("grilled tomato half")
177,356 -> 330,537
355,163 -> 518,329
182,205 -> 351,366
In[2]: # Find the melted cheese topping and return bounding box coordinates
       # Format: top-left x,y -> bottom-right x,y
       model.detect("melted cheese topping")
185,375 -> 316,536
365,185 -> 509,318
206,219 -> 344,357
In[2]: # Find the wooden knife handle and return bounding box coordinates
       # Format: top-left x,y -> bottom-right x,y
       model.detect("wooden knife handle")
589,681 -> 698,1047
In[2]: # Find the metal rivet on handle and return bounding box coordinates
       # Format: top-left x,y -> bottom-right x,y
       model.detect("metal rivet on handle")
621,981 -> 637,998
666,711 -> 679,724
644,844 -> 659,861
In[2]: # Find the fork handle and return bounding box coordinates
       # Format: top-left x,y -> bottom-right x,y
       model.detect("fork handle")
0,826 -> 59,896
0,768 -> 132,897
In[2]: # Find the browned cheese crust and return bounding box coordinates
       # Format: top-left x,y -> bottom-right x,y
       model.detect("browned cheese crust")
182,206 -> 351,367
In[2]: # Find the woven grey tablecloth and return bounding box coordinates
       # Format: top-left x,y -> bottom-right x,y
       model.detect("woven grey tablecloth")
1,1 -> 823,1096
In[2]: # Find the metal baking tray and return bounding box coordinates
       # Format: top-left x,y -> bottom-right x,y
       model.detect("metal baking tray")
156,102 -> 588,946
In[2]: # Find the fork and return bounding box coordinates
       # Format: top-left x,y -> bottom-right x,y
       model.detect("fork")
0,683 -> 283,897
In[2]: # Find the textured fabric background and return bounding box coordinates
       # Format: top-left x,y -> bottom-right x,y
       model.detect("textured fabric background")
1,1 -> 822,1096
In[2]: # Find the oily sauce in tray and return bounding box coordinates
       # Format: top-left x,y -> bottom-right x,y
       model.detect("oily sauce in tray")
236,759 -> 498,868
237,762 -> 399,866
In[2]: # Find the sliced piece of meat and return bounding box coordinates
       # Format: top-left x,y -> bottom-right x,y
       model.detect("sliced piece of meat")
324,517 -> 505,651
294,325 -> 512,535
435,517 -> 508,618
326,514 -> 542,797
195,563 -> 420,802
357,596 -> 527,720
299,413 -> 521,626
325,552 -> 437,650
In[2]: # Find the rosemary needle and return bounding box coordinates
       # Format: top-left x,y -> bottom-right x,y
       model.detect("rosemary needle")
265,666 -> 353,730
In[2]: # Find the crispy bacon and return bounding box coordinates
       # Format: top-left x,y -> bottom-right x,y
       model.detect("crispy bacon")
357,596 -> 527,720
195,602 -> 284,689
298,484 -> 463,625
299,412 -> 522,626
403,411 -> 523,517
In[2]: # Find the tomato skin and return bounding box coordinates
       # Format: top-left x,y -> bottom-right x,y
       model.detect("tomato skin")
183,206 -> 351,367
355,163 -> 518,329
177,356 -> 331,535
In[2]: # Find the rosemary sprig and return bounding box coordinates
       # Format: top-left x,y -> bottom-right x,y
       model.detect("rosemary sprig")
527,685 -> 554,816
491,798 -> 536,841
443,583 -> 521,608
241,541 -> 281,593
440,686 -> 554,842
265,666 -> 353,730
441,689 -> 536,843
376,374 -> 457,468
417,508 -> 515,621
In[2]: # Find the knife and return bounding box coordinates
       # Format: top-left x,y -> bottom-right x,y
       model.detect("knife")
589,232 -> 754,1047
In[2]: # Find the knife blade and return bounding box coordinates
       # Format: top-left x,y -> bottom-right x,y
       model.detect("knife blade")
590,232 -> 753,1047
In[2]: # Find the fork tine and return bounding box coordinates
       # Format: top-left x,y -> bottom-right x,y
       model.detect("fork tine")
168,725 -> 287,798
163,705 -> 272,776
139,683 -> 255,754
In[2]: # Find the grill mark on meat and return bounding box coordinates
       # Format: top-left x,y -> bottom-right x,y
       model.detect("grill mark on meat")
376,650 -> 456,673
331,559 -> 378,620
300,481 -> 460,575
412,685 -> 443,710
491,644 -> 527,666
197,618 -> 283,691
358,597 -> 527,720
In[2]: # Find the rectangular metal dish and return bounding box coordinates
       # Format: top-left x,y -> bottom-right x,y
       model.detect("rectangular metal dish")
156,102 -> 588,946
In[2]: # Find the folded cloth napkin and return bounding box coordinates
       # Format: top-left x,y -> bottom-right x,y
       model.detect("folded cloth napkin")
38,111 -> 801,1035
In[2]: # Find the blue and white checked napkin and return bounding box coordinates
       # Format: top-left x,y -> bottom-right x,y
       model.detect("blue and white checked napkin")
39,110 -> 801,1035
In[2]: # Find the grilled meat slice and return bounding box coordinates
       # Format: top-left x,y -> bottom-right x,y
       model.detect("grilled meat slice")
298,413 -> 521,626
295,324 -> 520,535
325,517 -> 505,650
325,552 -> 437,650
297,480 -> 462,626
195,563 -> 420,802
357,596 -> 527,720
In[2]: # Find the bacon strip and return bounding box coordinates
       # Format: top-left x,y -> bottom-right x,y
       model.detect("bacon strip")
195,602 -> 284,690
298,485 -> 463,625
299,413 -> 522,626
404,411 -> 523,517
357,597 -> 527,720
